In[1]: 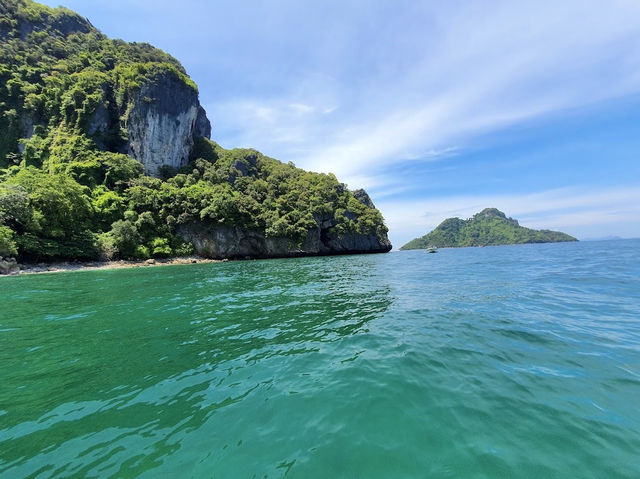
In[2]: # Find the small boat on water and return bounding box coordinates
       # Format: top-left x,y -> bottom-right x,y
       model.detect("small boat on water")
426,246 -> 438,253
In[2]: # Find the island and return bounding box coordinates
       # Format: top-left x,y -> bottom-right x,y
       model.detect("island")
0,0 -> 391,271
400,208 -> 577,249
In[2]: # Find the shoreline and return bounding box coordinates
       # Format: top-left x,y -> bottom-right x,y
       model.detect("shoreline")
3,249 -> 394,276
12,256 -> 224,275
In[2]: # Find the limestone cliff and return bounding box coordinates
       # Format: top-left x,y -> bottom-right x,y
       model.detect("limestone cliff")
125,71 -> 211,176
179,224 -> 391,259
1,1 -> 211,176
0,0 -> 392,265
178,162 -> 391,258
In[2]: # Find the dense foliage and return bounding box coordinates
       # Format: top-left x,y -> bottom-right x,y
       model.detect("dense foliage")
0,1 -> 387,261
400,208 -> 577,249
0,0 -> 191,166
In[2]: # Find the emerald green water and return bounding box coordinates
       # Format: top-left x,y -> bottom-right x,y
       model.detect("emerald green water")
1,240 -> 639,478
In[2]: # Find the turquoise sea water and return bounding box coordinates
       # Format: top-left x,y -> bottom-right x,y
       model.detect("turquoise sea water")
1,239 -> 639,478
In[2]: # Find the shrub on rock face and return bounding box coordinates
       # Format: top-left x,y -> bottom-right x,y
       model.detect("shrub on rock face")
151,237 -> 171,258
0,226 -> 18,257
108,219 -> 139,259
134,245 -> 150,260
101,153 -> 144,189
92,187 -> 125,230
97,232 -> 116,261
172,240 -> 194,257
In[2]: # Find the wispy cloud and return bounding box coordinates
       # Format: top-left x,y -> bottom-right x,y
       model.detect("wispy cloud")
198,0 -> 640,242
205,0 -> 640,188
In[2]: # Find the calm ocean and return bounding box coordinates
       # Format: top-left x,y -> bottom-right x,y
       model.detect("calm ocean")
1,239 -> 639,478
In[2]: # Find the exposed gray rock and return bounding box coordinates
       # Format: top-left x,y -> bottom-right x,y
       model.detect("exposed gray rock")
231,159 -> 251,177
17,20 -> 34,40
228,152 -> 258,184
17,114 -> 34,154
323,232 -> 392,253
194,106 -> 211,138
125,71 -> 211,177
343,210 -> 358,221
473,207 -> 519,226
15,10 -> 93,41
179,185 -> 392,259
0,257 -> 19,275
48,12 -> 94,36
352,188 -> 375,208
87,97 -> 111,149
179,223 -> 392,259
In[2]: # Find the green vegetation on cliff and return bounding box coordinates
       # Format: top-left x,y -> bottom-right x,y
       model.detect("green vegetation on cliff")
0,0 -> 389,261
400,208 -> 577,249
0,0 -> 190,165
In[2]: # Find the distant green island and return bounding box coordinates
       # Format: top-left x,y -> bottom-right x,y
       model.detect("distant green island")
0,0 -> 391,270
400,208 -> 577,249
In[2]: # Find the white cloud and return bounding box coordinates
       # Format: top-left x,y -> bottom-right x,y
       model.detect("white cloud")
206,0 -> 640,190
288,103 -> 315,114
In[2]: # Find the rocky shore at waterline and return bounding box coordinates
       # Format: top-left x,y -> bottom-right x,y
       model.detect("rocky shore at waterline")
1,256 -> 224,276
0,257 -> 20,275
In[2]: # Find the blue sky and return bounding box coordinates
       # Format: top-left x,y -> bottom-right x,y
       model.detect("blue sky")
41,0 -> 640,245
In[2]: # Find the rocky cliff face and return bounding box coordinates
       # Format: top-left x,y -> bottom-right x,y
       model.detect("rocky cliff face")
179,223 -> 391,259
125,72 -> 211,176
177,183 -> 392,259
2,3 -> 211,175
1,7 -> 93,42
79,69 -> 212,176
352,188 -> 375,208
11,70 -> 211,178
179,166 -> 392,258
1,0 -> 392,264
52,69 -> 212,176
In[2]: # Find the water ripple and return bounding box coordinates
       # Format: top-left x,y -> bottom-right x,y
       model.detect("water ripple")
1,240 -> 639,478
